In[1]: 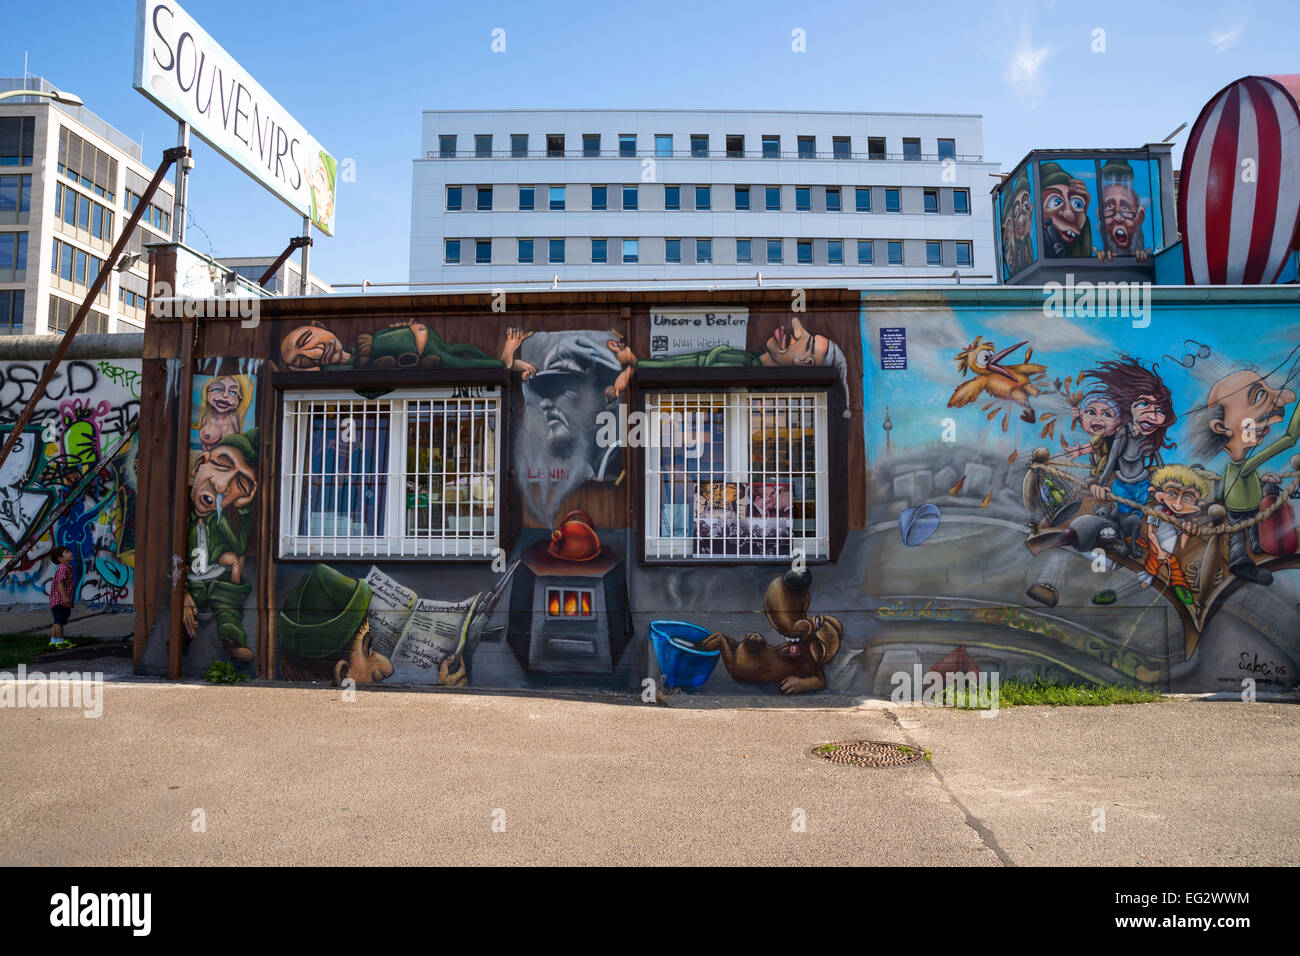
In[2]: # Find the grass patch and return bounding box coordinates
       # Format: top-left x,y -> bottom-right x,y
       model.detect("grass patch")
934,676 -> 1163,709
202,661 -> 251,684
0,632 -> 98,669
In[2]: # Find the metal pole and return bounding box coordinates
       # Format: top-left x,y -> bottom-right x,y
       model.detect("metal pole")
300,215 -> 311,294
173,122 -> 189,244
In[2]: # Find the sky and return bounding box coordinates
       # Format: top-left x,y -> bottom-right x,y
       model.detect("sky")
4,0 -> 1297,288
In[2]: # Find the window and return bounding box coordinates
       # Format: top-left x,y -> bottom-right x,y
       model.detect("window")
766,239 -> 783,264
475,239 -> 492,264
832,136 -> 851,159
825,187 -> 841,212
926,241 -> 942,265
956,241 -> 972,266
549,239 -> 565,263
622,239 -> 639,263
438,135 -> 456,158
924,188 -> 938,214
0,231 -> 28,280
48,296 -> 107,334
885,188 -> 900,213
696,238 -> 712,263
867,137 -> 886,160
655,134 -> 673,157
937,138 -> 956,160
591,238 -> 608,263
517,238 -> 534,263
664,185 -> 680,210
953,189 -> 970,215
475,134 -> 492,158
855,187 -> 871,212
681,134 -> 705,158
796,187 -> 811,212
547,134 -> 565,157
796,239 -> 812,265
511,134 -> 528,157
74,250 -> 87,284
619,133 -> 637,157
797,136 -> 816,159
0,289 -> 23,333
765,186 -> 781,211
444,239 -> 461,263
735,185 -> 750,210
726,134 -> 744,158
582,133 -> 600,157
1,117 -> 36,166
0,174 -> 32,224
903,138 -> 921,161
857,240 -> 873,265
279,389 -> 502,558
827,239 -> 843,265
549,185 -> 565,210
761,135 -> 780,158
519,185 -> 535,210
622,185 -> 638,210
888,240 -> 903,265
643,391 -> 829,560
590,185 -> 607,210
736,239 -> 752,263
476,186 -> 493,211
665,239 -> 681,264
694,185 -> 711,210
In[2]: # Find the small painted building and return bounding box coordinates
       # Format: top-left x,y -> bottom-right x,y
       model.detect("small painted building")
130,257 -> 1300,696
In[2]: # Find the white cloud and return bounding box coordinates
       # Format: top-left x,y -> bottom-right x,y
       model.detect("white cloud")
1208,24 -> 1244,52
1003,35 -> 1053,109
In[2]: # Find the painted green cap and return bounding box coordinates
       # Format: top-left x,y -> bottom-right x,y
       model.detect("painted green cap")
277,564 -> 371,659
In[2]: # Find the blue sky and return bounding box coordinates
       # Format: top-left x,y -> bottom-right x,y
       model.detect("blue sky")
4,0 -> 1296,286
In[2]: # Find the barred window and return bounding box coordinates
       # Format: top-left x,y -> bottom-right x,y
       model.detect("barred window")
643,390 -> 828,561
280,388 -> 501,558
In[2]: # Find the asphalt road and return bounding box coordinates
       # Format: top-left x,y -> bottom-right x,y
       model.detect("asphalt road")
0,681 -> 1295,866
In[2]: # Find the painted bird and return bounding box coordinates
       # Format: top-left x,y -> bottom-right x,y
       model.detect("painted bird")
948,336 -> 1047,423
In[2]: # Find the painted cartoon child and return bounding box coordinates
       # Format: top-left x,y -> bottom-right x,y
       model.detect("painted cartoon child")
195,375 -> 250,452
1066,391 -> 1122,477
1138,465 -> 1209,606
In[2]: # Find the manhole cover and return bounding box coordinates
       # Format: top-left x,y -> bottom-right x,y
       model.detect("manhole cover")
810,740 -> 926,768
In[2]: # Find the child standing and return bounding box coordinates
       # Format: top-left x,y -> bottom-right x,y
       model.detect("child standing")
49,546 -> 75,646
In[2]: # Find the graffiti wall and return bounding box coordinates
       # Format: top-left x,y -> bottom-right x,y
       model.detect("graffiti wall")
860,296 -> 1300,694
0,358 -> 140,609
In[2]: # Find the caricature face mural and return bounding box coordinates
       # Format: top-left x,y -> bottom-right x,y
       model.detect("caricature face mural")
1038,161 -> 1093,257
997,164 -> 1036,279
280,324 -> 351,370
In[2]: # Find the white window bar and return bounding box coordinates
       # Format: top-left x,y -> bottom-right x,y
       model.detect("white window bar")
643,389 -> 828,561
279,388 -> 501,559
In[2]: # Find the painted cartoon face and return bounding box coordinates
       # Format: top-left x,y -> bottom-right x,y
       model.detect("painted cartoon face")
524,335 -> 619,461
1101,183 -> 1145,251
1081,400 -> 1120,436
280,325 -> 349,369
206,376 -> 243,416
1042,182 -> 1090,241
335,623 -> 393,684
1130,394 -> 1168,435
191,445 -> 257,517
764,317 -> 829,367
309,162 -> 334,222
1154,481 -> 1203,517
1011,187 -> 1032,240
1208,370 -> 1298,460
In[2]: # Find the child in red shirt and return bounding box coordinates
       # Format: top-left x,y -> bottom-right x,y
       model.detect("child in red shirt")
49,546 -> 74,645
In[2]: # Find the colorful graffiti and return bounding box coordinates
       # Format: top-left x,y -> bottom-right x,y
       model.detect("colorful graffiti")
0,359 -> 139,608
997,161 -> 1036,280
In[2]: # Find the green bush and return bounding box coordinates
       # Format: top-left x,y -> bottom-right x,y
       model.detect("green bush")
202,661 -> 251,684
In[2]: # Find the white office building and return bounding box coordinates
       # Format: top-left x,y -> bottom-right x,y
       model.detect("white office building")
410,109 -> 999,287
0,76 -> 175,335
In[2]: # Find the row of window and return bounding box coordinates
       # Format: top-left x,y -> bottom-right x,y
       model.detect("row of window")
0,116 -> 35,166
0,289 -> 22,333
436,132 -> 959,162
449,184 -> 970,215
0,230 -> 28,280
48,294 -> 108,334
50,237 -> 104,288
280,388 -> 830,562
55,181 -> 116,244
446,236 -> 973,267
0,174 -> 33,223
125,189 -> 171,234
58,126 -> 118,202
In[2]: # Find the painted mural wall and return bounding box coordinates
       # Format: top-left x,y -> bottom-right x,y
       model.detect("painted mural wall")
860,299 -> 1300,694
0,358 -> 140,609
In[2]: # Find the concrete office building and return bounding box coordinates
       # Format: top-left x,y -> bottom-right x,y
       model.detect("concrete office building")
220,256 -> 333,296
410,109 -> 999,286
1,76 -> 174,335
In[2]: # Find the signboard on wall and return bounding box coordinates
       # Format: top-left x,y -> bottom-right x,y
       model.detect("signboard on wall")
132,0 -> 338,235
648,308 -> 748,358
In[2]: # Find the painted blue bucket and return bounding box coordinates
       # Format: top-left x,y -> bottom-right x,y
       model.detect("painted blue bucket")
650,621 -> 721,689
